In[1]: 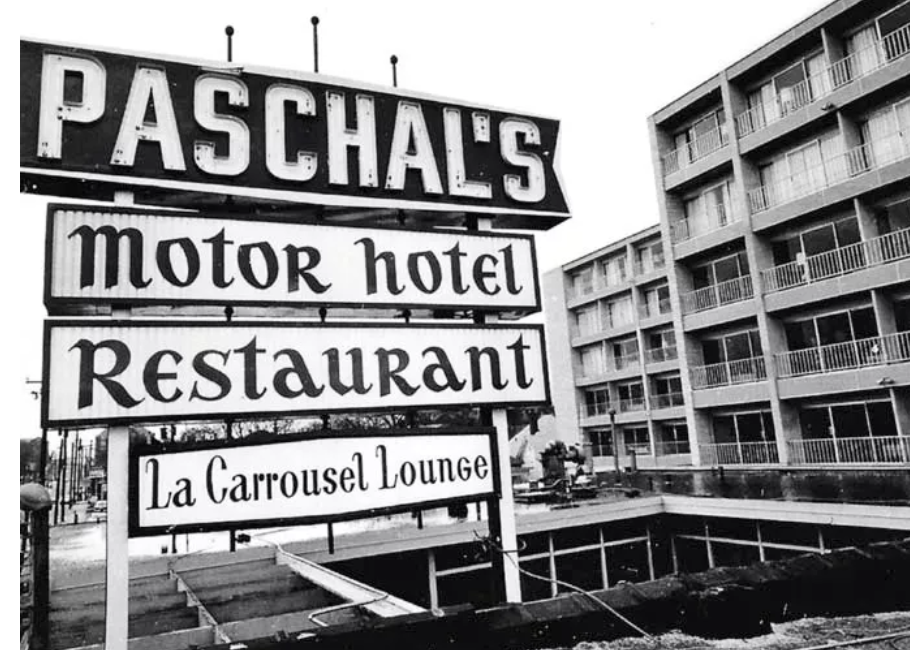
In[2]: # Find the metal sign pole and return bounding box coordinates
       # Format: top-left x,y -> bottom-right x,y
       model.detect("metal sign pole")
105,191 -> 134,650
474,216 -> 522,603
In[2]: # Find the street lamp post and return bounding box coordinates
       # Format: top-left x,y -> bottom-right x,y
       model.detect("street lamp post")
609,408 -> 620,484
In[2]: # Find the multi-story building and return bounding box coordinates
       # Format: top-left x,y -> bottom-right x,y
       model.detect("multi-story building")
545,0 -> 910,470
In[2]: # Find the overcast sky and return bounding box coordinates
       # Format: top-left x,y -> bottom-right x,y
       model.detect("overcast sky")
12,0 -> 830,440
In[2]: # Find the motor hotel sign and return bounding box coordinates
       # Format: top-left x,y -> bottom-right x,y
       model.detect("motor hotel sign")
130,431 -> 497,535
21,39 -> 570,228
43,321 -> 549,427
46,205 -> 539,315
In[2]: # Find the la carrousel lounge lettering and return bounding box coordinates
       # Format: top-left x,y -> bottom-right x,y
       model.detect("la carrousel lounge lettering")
143,444 -> 490,510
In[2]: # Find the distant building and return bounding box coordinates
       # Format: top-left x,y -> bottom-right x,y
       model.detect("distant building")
545,0 -> 910,470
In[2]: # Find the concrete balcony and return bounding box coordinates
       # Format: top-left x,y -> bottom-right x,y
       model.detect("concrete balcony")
680,276 -> 757,331
671,215 -> 748,261
735,23 -> 910,154
651,392 -> 685,410
632,261 -> 668,286
775,332 -> 910,399
661,126 -> 732,191
690,357 -> 768,408
748,135 -> 910,233
788,436 -> 910,466
762,228 -> 910,312
570,321 -> 638,348
566,278 -> 633,309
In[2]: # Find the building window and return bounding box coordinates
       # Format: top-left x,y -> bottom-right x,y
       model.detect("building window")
636,242 -> 665,274
572,268 -> 594,296
574,305 -> 599,337
604,296 -> 634,329
578,345 -> 605,378
613,338 -> 640,370
584,388 -> 610,418
617,382 -> 645,412
587,429 -> 614,457
642,284 -> 671,318
647,330 -> 677,362
708,411 -> 777,464
683,181 -> 732,236
771,215 -> 862,266
784,306 -> 878,350
653,376 -> 684,408
658,423 -> 690,455
703,330 -> 763,364
623,427 -> 652,456
692,251 -> 750,290
799,400 -> 898,440
602,255 -> 628,287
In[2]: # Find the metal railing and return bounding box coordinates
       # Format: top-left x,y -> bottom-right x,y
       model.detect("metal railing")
775,331 -> 910,378
625,441 -> 653,456
699,441 -> 780,465
652,392 -> 685,409
690,356 -> 767,389
618,396 -> 647,413
583,401 -> 611,419
646,345 -> 678,363
681,275 -> 753,314
662,124 -> 730,176
788,436 -> 910,465
748,131 -> 910,215
735,23 -> 910,137
761,227 -> 910,293
670,202 -> 737,244
654,440 -> 691,456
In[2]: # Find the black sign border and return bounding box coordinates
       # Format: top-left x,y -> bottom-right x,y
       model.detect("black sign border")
127,427 -> 501,537
42,320 -> 552,428
43,203 -> 542,317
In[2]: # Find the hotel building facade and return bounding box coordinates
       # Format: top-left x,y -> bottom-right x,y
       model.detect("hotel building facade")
545,0 -> 910,470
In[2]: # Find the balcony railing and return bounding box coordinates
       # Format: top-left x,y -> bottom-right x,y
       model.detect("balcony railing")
788,436 -> 910,465
700,441 -> 780,465
662,125 -> 730,176
761,227 -> 910,294
613,352 -> 641,371
646,345 -> 678,363
775,331 -> 910,378
748,131 -> 910,215
681,275 -> 753,314
654,440 -> 691,456
671,202 -> 738,244
618,396 -> 647,413
625,441 -> 653,456
690,356 -> 767,389
652,392 -> 685,409
735,23 -> 910,138
582,400 -> 611,419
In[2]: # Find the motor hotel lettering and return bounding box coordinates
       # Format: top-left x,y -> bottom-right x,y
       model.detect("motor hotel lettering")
132,433 -> 496,534
21,40 -> 569,225
47,206 -> 539,313
43,322 -> 548,426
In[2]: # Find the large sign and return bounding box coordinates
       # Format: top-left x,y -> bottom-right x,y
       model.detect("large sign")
45,205 -> 540,316
43,321 -> 549,427
21,39 -> 570,229
129,430 -> 498,535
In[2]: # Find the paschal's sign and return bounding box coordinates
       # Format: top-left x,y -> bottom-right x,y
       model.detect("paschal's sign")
129,429 -> 498,535
45,205 -> 540,316
43,321 -> 550,427
21,39 -> 570,228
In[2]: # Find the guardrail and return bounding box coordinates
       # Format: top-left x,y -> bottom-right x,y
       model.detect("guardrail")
614,352 -> 641,371
788,436 -> 910,465
690,356 -> 767,389
670,203 -> 736,244
699,441 -> 780,465
761,227 -> 910,293
618,397 -> 647,413
681,275 -> 753,314
748,132 -> 910,215
654,440 -> 691,456
735,23 -> 910,137
662,125 -> 729,176
775,331 -> 910,378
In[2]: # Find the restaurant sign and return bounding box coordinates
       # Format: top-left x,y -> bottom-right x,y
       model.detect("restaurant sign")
130,430 -> 497,535
43,321 -> 549,427
45,205 -> 540,316
21,39 -> 570,228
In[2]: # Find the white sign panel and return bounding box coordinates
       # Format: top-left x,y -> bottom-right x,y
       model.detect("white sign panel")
46,205 -> 540,316
130,431 -> 497,535
43,321 -> 549,427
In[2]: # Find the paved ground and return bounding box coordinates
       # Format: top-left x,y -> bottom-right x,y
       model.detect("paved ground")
556,612 -> 910,650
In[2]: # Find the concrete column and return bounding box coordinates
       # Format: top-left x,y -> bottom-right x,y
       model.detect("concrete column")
854,197 -> 881,241
648,117 -> 701,466
543,270 -> 582,446
838,112 -> 863,151
722,69 -> 791,465
872,290 -> 898,335
891,387 -> 910,439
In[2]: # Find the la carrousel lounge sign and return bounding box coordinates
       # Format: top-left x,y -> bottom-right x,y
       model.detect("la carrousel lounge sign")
20,39 -> 570,228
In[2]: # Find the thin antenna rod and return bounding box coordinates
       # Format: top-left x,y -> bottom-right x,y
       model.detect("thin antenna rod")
311,16 -> 320,73
225,26 -> 235,63
390,55 -> 399,87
